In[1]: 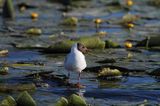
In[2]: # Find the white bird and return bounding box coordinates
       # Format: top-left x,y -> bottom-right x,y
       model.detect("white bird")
64,42 -> 88,86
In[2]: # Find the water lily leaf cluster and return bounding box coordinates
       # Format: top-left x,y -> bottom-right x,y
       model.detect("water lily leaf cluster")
62,17 -> 78,26
26,28 -> 42,35
0,49 -> 8,57
0,91 -> 36,106
44,36 -> 105,53
55,94 -> 87,106
0,65 -> 9,75
122,13 -> 139,23
98,68 -> 122,79
0,83 -> 36,92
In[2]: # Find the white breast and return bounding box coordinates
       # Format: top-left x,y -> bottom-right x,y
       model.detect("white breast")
64,50 -> 87,73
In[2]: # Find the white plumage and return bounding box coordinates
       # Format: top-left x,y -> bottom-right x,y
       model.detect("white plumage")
64,43 -> 88,88
64,43 -> 87,73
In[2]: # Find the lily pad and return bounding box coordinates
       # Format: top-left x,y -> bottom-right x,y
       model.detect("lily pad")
105,39 -> 120,48
100,0 -> 120,6
45,36 -> 105,53
16,91 -> 36,106
69,0 -> 92,8
98,68 -> 122,77
12,37 -> 50,49
0,66 -> 9,75
95,31 -> 108,38
55,97 -> 68,106
122,13 -> 139,23
0,96 -> 17,106
68,94 -> 87,106
0,83 -> 36,92
26,28 -> 42,35
136,36 -> 160,47
96,58 -> 116,64
0,49 -> 8,57
62,17 -> 78,26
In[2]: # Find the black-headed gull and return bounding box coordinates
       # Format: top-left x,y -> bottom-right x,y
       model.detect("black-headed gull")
64,43 -> 88,86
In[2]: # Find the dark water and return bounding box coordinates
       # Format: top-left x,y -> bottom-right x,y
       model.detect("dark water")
0,0 -> 160,105
1,50 -> 160,105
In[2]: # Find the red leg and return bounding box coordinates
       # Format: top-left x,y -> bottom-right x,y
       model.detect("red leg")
67,71 -> 70,83
78,72 -> 81,84
76,72 -> 85,88
68,71 -> 70,79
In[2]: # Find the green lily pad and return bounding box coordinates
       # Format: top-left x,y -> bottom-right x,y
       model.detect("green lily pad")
68,94 -> 87,106
0,83 -> 36,92
16,91 -> 36,106
136,36 -> 160,47
26,28 -> 42,35
0,66 -> 9,75
0,96 -> 17,106
105,39 -> 120,48
55,97 -> 68,106
122,13 -> 138,23
46,36 -> 105,53
62,17 -> 78,26
98,68 -> 122,77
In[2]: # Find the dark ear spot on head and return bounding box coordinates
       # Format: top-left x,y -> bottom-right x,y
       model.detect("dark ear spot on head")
77,42 -> 80,48
77,42 -> 88,54
77,42 -> 81,51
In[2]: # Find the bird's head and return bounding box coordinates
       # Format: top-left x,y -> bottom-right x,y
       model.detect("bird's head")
77,42 -> 90,54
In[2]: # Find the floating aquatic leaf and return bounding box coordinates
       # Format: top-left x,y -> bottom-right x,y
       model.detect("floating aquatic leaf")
0,96 -> 17,106
16,91 -> 37,106
0,49 -> 8,56
105,39 -> 120,48
46,36 -> 105,53
63,17 -> 78,26
100,0 -> 120,6
122,13 -> 138,23
10,61 -> 45,71
137,99 -> 149,106
136,36 -> 160,47
26,28 -> 42,35
95,31 -> 107,37
98,68 -> 122,77
0,83 -> 36,92
68,94 -> 87,106
96,58 -> 116,64
0,66 -> 9,75
70,0 -> 91,8
55,97 -> 68,106
127,52 -> 133,59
